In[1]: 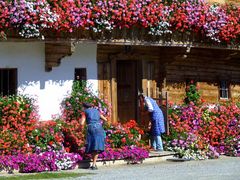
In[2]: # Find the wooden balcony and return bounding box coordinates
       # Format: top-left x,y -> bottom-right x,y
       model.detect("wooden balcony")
4,28 -> 240,51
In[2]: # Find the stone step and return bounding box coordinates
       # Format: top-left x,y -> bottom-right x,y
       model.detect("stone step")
149,150 -> 177,157
78,151 -> 177,169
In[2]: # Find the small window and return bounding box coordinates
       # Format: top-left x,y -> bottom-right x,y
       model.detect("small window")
74,68 -> 86,81
0,68 -> 17,96
219,81 -> 229,99
74,68 -> 87,88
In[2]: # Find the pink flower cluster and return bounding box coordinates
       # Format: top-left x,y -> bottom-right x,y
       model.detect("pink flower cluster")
0,0 -> 239,45
0,0 -> 58,38
0,150 -> 82,173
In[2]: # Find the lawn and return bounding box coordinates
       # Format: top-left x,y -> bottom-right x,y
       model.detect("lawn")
0,171 -> 93,180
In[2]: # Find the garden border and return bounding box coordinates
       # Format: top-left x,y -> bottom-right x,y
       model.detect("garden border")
78,151 -> 176,169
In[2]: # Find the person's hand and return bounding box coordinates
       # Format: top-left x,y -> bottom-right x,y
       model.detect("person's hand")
148,122 -> 151,130
104,120 -> 110,127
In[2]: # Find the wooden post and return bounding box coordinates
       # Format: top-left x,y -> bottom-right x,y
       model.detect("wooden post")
98,63 -> 104,99
165,91 -> 169,135
142,60 -> 148,95
111,59 -> 118,124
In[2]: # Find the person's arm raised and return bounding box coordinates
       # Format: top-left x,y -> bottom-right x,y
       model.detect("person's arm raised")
80,112 -> 86,126
100,114 -> 108,122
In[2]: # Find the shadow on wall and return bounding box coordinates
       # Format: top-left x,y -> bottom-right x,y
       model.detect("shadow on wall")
17,79 -> 74,120
19,79 -> 71,91
18,79 -> 74,104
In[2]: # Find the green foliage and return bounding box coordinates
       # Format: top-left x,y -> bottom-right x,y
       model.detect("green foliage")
62,80 -> 109,121
184,81 -> 201,105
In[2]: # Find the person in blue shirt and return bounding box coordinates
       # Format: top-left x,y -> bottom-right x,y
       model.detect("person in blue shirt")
80,102 -> 108,170
139,93 -> 165,151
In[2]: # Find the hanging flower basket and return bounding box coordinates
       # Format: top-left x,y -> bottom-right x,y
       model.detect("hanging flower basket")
0,0 -> 239,48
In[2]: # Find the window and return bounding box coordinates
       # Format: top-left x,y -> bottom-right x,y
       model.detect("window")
74,68 -> 86,81
74,68 -> 87,88
0,68 -> 17,96
219,81 -> 229,99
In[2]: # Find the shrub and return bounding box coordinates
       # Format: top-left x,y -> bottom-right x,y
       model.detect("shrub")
0,95 -> 38,155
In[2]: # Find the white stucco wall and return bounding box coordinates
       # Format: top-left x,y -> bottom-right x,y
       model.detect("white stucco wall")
0,42 -> 98,120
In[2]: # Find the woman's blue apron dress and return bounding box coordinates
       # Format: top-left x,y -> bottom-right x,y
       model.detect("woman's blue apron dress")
85,108 -> 105,154
147,97 -> 165,136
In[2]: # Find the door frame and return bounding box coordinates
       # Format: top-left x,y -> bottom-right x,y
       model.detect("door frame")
109,53 -> 143,123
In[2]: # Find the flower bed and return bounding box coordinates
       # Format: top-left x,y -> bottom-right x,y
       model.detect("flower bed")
1,81 -> 239,174
99,146 -> 149,164
0,82 -> 149,174
0,0 -> 239,46
77,119 -> 149,163
0,150 -> 82,173
0,115 -> 148,173
165,83 -> 240,159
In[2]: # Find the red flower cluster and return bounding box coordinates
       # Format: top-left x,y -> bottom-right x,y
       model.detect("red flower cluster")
28,120 -> 64,152
105,120 -> 147,149
219,5 -> 240,42
0,0 -> 239,45
61,119 -> 85,153
0,95 -> 37,155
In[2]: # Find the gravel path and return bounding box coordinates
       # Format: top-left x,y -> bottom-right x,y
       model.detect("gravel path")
73,156 -> 240,180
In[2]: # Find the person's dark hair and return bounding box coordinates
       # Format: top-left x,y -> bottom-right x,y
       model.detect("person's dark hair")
83,102 -> 93,108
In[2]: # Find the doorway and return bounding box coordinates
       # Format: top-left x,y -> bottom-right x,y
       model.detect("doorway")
117,61 -> 138,122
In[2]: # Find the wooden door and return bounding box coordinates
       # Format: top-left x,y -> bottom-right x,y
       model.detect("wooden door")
117,61 -> 137,122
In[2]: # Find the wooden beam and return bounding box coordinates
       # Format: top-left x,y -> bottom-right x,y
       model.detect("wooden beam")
4,37 -> 240,51
45,42 -> 75,71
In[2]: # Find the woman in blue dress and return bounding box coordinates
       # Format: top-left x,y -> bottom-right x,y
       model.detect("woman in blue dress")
139,93 -> 165,151
80,102 -> 108,170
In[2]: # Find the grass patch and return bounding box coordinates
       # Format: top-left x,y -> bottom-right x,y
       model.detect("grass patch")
0,172 -> 93,180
